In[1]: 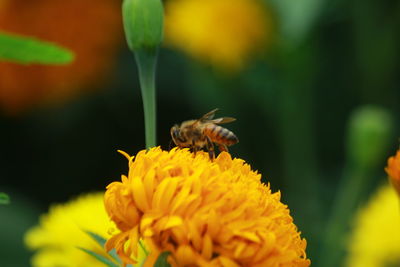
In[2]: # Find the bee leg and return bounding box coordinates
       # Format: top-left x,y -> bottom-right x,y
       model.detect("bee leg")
218,144 -> 229,153
169,139 -> 175,150
192,140 -> 198,155
206,137 -> 215,159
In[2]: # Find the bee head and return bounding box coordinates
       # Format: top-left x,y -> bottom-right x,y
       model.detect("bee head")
170,124 -> 181,145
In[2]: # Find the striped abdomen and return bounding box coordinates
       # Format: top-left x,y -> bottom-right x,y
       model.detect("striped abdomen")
204,124 -> 239,145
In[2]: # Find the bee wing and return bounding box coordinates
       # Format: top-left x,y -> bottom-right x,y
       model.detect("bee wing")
211,117 -> 236,124
199,108 -> 219,122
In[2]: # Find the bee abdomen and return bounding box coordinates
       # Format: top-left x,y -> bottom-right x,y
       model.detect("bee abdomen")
205,124 -> 238,145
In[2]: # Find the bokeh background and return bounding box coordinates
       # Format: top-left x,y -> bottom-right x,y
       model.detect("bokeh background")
1,0 -> 399,266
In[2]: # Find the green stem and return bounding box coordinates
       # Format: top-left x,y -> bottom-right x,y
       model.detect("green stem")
278,43 -> 321,259
319,167 -> 370,267
135,49 -> 158,149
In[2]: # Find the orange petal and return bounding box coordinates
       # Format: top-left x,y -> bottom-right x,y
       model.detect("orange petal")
188,221 -> 202,251
218,256 -> 241,267
175,245 -> 198,266
232,231 -> 260,243
201,233 -> 213,260
131,176 -> 150,212
154,216 -> 183,232
129,226 -> 139,258
144,168 -> 156,204
152,177 -> 178,211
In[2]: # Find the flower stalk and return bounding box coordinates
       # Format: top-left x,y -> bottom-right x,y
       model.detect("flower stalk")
319,106 -> 393,267
122,0 -> 163,148
135,49 -> 158,148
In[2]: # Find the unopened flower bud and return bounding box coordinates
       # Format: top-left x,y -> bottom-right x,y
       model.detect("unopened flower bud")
122,0 -> 164,51
346,106 -> 393,169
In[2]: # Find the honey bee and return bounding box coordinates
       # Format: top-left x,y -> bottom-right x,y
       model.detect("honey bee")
170,108 -> 239,158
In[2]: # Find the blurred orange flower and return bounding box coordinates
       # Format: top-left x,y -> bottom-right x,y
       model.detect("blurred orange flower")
385,149 -> 400,196
0,0 -> 123,114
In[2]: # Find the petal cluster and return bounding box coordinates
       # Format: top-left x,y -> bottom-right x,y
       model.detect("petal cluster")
385,149 -> 400,196
346,184 -> 400,267
164,0 -> 272,71
25,193 -> 116,267
105,147 -> 310,266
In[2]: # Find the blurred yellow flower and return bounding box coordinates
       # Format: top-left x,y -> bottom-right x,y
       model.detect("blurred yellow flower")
104,147 -> 310,266
346,184 -> 400,267
385,149 -> 400,196
0,0 -> 122,114
25,193 -> 117,267
164,0 -> 273,71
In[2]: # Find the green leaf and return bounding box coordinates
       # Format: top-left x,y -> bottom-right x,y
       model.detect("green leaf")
86,231 -> 107,246
138,239 -> 149,256
84,231 -> 122,265
154,251 -> 171,267
0,193 -> 10,205
78,247 -> 120,267
0,31 -> 74,64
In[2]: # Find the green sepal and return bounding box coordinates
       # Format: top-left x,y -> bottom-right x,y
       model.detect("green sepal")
0,193 -> 10,205
154,251 -> 171,267
0,31 -> 74,64
78,247 -> 120,267
84,230 -> 122,265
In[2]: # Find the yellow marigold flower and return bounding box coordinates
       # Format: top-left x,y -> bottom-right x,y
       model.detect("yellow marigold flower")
345,184 -> 400,267
25,193 -> 119,267
385,149 -> 400,196
164,0 -> 273,71
104,147 -> 310,266
0,0 -> 122,114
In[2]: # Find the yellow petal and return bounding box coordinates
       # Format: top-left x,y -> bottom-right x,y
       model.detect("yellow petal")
201,233 -> 213,260
175,245 -> 198,266
171,225 -> 188,244
159,178 -> 179,211
164,216 -> 184,229
252,232 -> 275,262
188,221 -> 202,251
170,187 -> 191,213
117,150 -> 131,161
232,231 -> 260,243
129,226 -> 139,258
218,256 -> 241,267
152,178 -> 173,210
154,216 -> 183,232
131,176 -> 150,212
143,168 -> 156,204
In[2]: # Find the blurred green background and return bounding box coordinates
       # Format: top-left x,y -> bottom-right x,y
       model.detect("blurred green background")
1,0 -> 400,266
